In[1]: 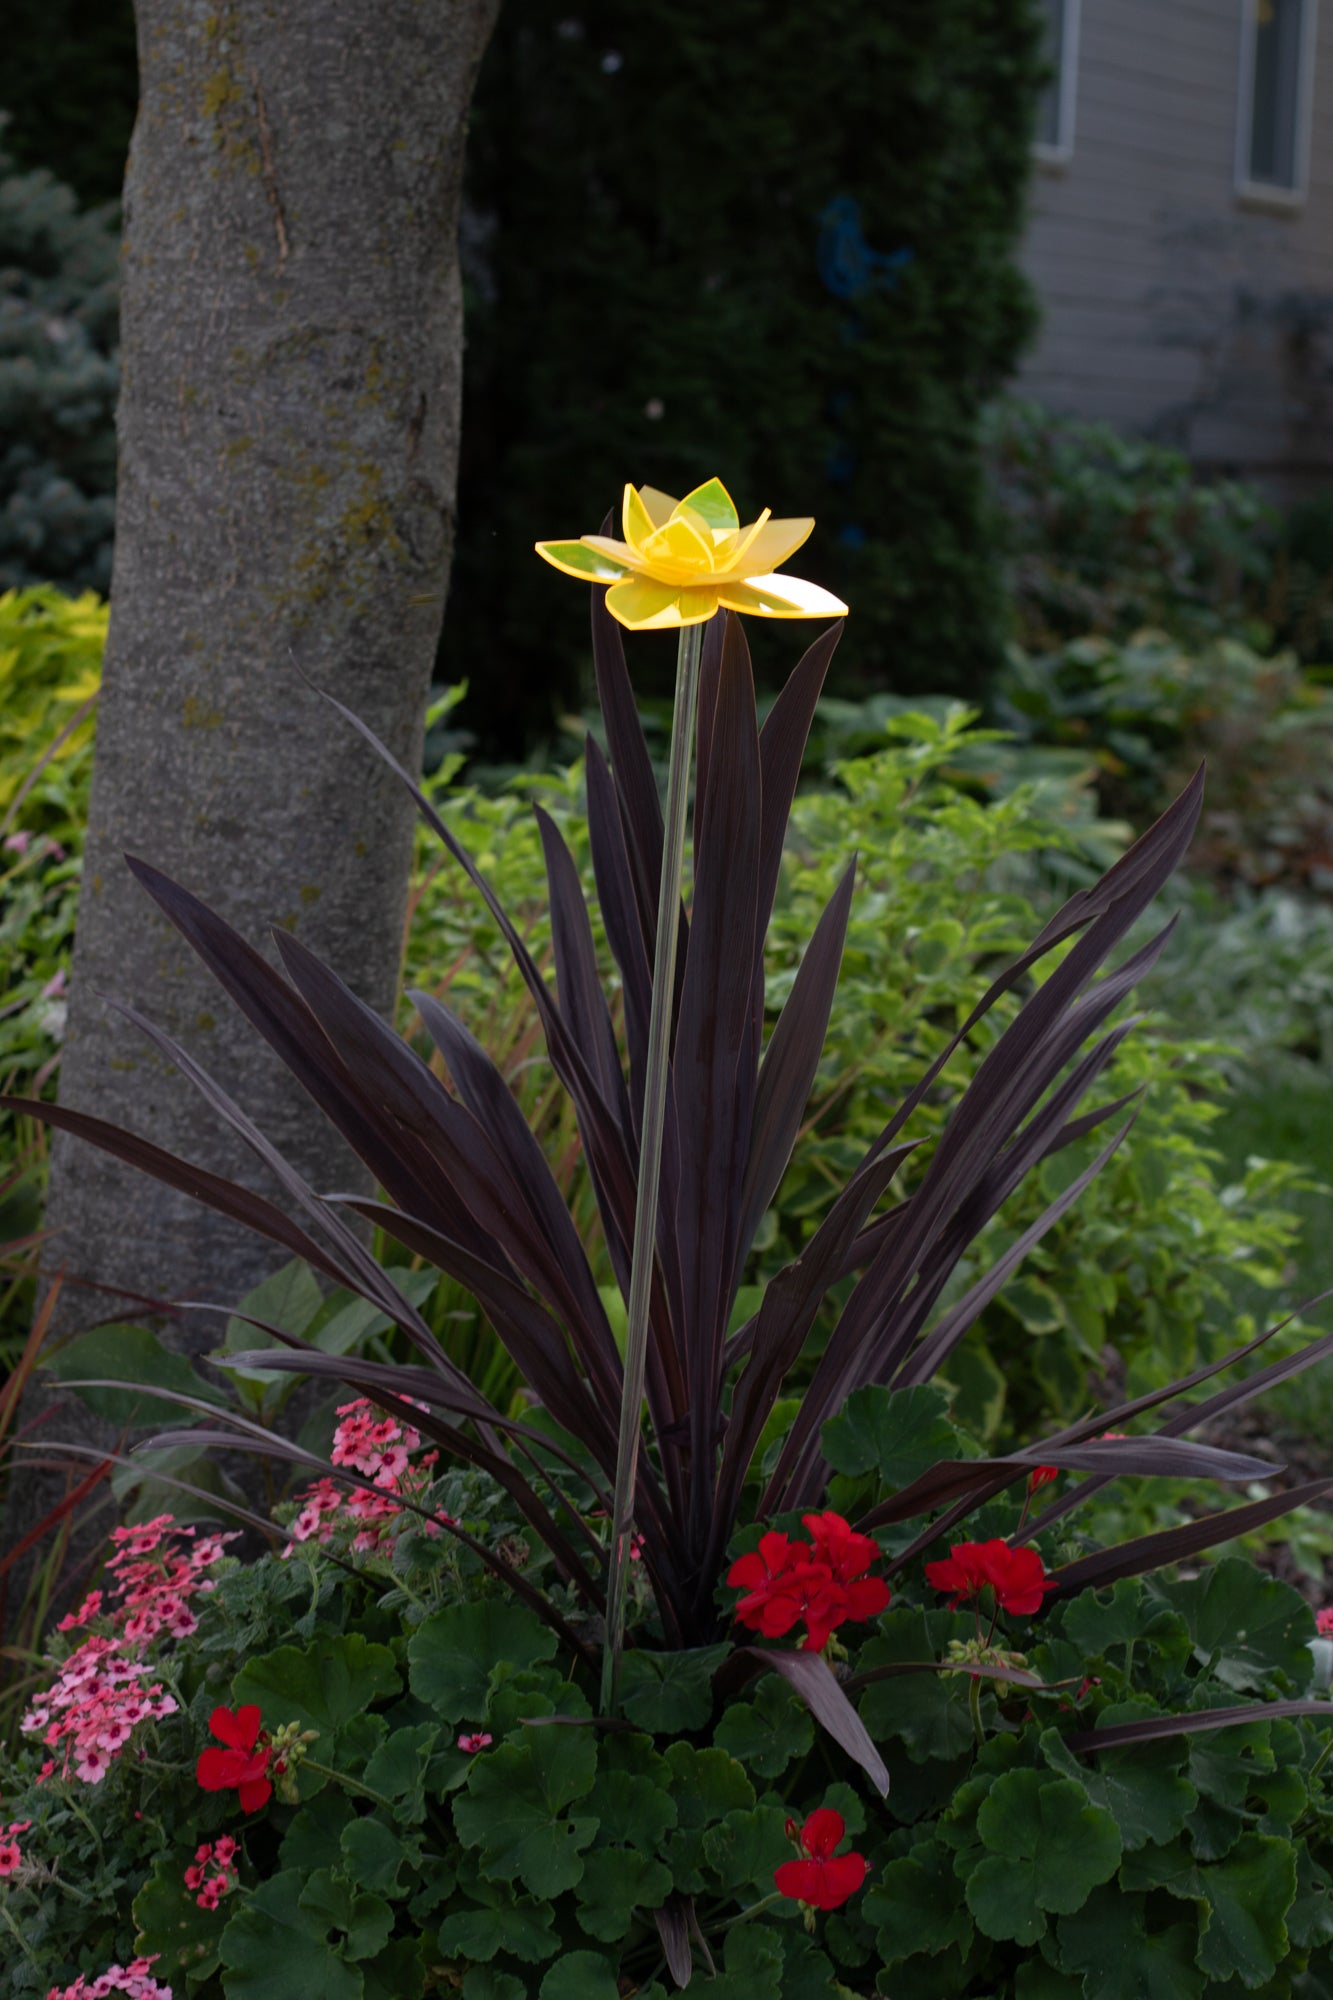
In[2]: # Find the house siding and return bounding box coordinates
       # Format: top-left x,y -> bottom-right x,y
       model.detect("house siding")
1018,0 -> 1333,491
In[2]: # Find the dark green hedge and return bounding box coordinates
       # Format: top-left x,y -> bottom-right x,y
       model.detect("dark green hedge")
447,0 -> 1046,750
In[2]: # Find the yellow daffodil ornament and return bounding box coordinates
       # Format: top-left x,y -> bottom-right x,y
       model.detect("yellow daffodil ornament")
535,477 -> 849,631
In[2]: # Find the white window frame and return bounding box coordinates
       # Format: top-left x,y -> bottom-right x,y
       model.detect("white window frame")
1235,0 -> 1319,208
1033,0 -> 1082,165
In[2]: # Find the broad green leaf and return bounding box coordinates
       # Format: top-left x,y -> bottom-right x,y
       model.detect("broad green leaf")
1288,1844 -> 1333,1952
280,1794 -> 355,1874
1062,1579 -> 1150,1657
359,1939 -> 427,2000
341,1816 -> 415,1896
463,1974 -> 526,2000
539,1951 -> 621,2000
299,1870 -> 394,1961
780,1936 -> 841,2000
857,1610 -> 975,1763
234,1632 -> 400,1740
574,1848 -> 674,1941
702,1803 -> 790,1894
132,1853 -> 225,1983
967,1771 -> 1121,1942
409,1600 -> 557,1722
218,1870 -> 362,2000
306,1269 -> 436,1355
1193,1834 -> 1295,1987
662,1742 -> 755,1892
1015,1968 -> 1083,2000
362,1722 -> 439,1823
436,1898 -> 559,1963
42,1322 -> 227,1426
219,1258 -> 324,1396
585,1765 -> 677,1847
1040,1727 -> 1197,1852
715,1675 -> 813,1777
452,1723 -> 599,1898
820,1383 -> 959,1488
618,1643 -> 728,1733
1160,1559 -> 1316,1693
1056,1891 -> 1204,2000
865,1843 -> 973,1962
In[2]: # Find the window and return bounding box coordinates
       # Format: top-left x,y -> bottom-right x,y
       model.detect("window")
1237,0 -> 1318,201
1034,0 -> 1081,162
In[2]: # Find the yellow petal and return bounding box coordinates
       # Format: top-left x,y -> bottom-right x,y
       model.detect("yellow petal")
535,539 -> 633,583
604,577 -> 720,630
716,572 -> 849,620
677,477 -> 739,535
642,513 -> 714,571
622,484 -> 657,554
721,515 -> 814,580
637,485 -> 679,529
581,533 -> 639,567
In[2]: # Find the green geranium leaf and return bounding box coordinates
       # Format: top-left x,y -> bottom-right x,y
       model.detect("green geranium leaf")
574,1848 -> 674,1941
218,1869 -> 363,2000
857,1610 -> 975,1763
43,1322 -> 228,1426
702,1804 -> 790,1894
865,1843 -> 973,1962
132,1854 -> 225,1983
1041,1727 -> 1197,1851
1062,1580 -> 1150,1657
820,1383 -> 959,1488
341,1816 -> 416,1896
538,1951 -> 621,2000
299,1869 -> 394,1961
717,1921 -> 785,1999
1015,1968 -> 1083,2000
780,1935 -> 841,2000
462,1973 -> 526,2000
1288,1845 -> 1333,1952
1056,1891 -> 1204,2000
663,1742 -> 756,1892
967,1771 -> 1121,1943
436,1898 -> 558,1963
618,1643 -> 728,1732
359,1939 -> 428,2000
1160,1560 -> 1316,1693
452,1722 -> 599,1898
362,1722 -> 439,1823
280,1794 -> 356,1874
1193,1834 -> 1296,1987
585,1765 -> 677,1847
715,1675 -> 814,1778
233,1631 -> 399,1739
408,1600 -> 557,1722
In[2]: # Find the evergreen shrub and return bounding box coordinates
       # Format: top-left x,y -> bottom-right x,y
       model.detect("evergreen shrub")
449,1 -> 1045,749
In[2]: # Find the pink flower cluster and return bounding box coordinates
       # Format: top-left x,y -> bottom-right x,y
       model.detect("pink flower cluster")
285,1399 -> 453,1556
183,1834 -> 239,1910
46,1957 -> 170,2000
1317,1608 -> 1333,1636
0,1819 -> 31,1875
21,1516 -> 237,1785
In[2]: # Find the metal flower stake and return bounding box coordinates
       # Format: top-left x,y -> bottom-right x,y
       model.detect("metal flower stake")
536,477 -> 847,1710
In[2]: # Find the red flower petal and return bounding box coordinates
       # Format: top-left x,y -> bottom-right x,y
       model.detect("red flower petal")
196,1746 -> 248,1791
208,1703 -> 262,1751
815,1851 -> 869,1909
237,1772 -> 273,1814
800,1807 -> 846,1860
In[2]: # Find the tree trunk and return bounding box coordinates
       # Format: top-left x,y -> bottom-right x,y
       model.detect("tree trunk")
39,0 -> 499,1351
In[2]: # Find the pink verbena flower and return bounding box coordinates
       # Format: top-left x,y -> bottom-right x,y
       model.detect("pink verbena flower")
458,1732 -> 492,1753
46,1955 -> 171,2000
284,1398 -> 453,1555
0,1820 -> 31,1874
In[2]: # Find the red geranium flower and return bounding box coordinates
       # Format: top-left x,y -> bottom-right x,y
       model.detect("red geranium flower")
727,1516 -> 890,1652
774,1807 -> 868,1911
1026,1464 -> 1058,1495
196,1704 -> 273,1813
925,1538 -> 1052,1617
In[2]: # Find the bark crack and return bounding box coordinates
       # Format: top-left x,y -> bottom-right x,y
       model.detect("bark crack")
250,68 -> 290,273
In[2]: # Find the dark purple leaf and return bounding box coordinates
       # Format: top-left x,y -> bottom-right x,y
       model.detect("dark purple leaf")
1063,1700 -> 1333,1753
732,1645 -> 890,1797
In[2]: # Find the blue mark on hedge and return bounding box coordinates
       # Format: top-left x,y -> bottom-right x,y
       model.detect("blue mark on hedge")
817,197 -> 913,302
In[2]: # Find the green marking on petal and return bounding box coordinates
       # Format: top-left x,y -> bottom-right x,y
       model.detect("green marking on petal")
535,540 -> 632,583
678,478 -> 739,534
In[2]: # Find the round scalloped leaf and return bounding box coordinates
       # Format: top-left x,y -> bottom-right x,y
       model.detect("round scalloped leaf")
539,1951 -> 621,2000
618,1643 -> 728,1733
714,1675 -> 813,1778
702,1804 -> 791,1894
1194,1833 -> 1296,1988
436,1898 -> 559,1964
1159,1560 -> 1317,1694
463,1973 -> 526,2000
865,1842 -> 974,1964
408,1600 -> 557,1723
232,1631 -> 399,1740
968,1771 -> 1121,1942
218,1870 -> 362,2000
820,1383 -> 960,1488
585,1764 -> 677,1847
1056,1890 -> 1204,2000
573,1848 -> 673,1941
132,1854 -> 226,1984
452,1723 -> 599,1899
1040,1726 -> 1197,1853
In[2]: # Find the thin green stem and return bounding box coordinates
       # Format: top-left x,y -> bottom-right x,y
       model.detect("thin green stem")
600,618 -> 705,1716
302,1758 -> 395,1811
969,1672 -> 985,1747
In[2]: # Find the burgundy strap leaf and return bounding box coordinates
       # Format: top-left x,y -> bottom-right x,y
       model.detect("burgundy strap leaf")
731,1645 -> 890,1797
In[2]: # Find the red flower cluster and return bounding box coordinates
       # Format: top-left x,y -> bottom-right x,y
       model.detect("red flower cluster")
774,1807 -> 867,1911
1026,1464 -> 1058,1495
925,1539 -> 1052,1617
183,1834 -> 239,1911
196,1705 -> 273,1815
728,1512 -> 890,1652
